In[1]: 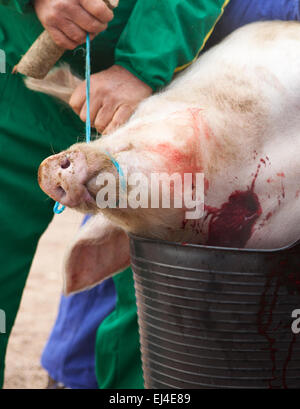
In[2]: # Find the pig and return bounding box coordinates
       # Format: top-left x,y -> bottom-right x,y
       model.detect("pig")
27,21 -> 300,294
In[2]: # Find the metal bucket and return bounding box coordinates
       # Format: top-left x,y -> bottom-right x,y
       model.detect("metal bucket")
129,235 -> 300,389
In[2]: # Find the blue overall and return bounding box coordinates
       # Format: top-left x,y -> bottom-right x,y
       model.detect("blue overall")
41,0 -> 300,389
207,0 -> 300,48
41,216 -> 118,389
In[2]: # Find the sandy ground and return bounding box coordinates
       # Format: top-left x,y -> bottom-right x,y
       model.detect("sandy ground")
3,209 -> 82,389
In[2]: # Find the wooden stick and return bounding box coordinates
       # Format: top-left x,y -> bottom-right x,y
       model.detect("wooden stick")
13,31 -> 64,79
13,0 -> 118,79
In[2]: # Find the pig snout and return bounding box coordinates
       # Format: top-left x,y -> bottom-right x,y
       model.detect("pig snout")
38,150 -> 94,207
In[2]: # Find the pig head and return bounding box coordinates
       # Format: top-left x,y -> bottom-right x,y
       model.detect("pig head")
37,105 -> 205,240
38,109 -> 207,296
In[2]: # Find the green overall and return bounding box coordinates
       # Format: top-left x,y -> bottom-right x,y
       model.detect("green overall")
0,0 -> 229,388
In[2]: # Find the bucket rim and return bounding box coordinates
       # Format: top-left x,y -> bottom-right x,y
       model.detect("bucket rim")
128,234 -> 300,254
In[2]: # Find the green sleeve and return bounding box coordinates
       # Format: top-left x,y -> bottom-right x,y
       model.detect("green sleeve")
114,0 -> 230,91
0,0 -> 33,13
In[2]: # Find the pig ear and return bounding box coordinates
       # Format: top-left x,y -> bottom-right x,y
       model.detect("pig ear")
63,214 -> 130,295
24,64 -> 82,103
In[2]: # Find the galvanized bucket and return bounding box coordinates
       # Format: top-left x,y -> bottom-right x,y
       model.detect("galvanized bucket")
129,235 -> 300,389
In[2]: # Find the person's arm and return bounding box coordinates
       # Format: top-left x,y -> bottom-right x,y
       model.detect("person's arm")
115,0 -> 230,91
0,0 -> 32,13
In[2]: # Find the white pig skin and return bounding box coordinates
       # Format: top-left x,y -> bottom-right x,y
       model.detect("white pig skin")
27,21 -> 300,293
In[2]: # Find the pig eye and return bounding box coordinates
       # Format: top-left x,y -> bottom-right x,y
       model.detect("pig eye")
60,158 -> 71,169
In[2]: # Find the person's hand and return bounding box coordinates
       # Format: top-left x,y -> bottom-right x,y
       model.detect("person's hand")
34,0 -> 116,50
69,65 -> 153,134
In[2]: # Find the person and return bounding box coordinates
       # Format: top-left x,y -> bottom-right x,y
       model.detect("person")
0,0 -> 232,388
41,0 -> 299,388
39,0 -> 300,389
41,215 -> 119,390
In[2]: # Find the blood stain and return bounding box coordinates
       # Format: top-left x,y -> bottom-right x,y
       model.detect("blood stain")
205,162 -> 263,248
257,264 -> 300,389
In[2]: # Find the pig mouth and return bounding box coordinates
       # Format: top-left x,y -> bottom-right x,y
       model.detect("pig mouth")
46,181 -> 96,208
85,176 -> 99,201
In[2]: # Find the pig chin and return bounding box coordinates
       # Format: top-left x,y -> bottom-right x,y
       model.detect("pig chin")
85,176 -> 100,200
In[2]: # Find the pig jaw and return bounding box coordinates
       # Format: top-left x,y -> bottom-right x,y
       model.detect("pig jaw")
38,142 -> 207,244
100,206 -> 197,243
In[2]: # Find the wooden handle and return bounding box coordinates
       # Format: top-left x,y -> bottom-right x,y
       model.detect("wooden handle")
13,0 -> 119,79
13,31 -> 65,79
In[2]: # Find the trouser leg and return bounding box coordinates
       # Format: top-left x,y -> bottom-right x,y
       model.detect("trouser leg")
0,70 -> 84,388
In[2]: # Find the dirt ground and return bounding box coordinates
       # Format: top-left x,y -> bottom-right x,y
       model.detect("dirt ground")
3,209 -> 82,389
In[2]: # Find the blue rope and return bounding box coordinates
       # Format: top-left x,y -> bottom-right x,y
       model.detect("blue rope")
53,34 -> 91,215
85,33 -> 91,144
105,150 -> 126,191
53,201 -> 65,214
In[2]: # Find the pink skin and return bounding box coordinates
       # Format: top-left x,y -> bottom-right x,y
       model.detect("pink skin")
31,21 -> 300,296
37,106 -> 299,250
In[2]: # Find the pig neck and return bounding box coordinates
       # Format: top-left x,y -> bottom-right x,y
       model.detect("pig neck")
186,105 -> 251,185
177,106 -> 264,246
98,96 -> 255,195
99,102 -> 246,184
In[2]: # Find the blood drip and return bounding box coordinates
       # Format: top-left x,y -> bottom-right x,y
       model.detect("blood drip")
257,262 -> 300,389
257,271 -> 281,389
205,162 -> 263,248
